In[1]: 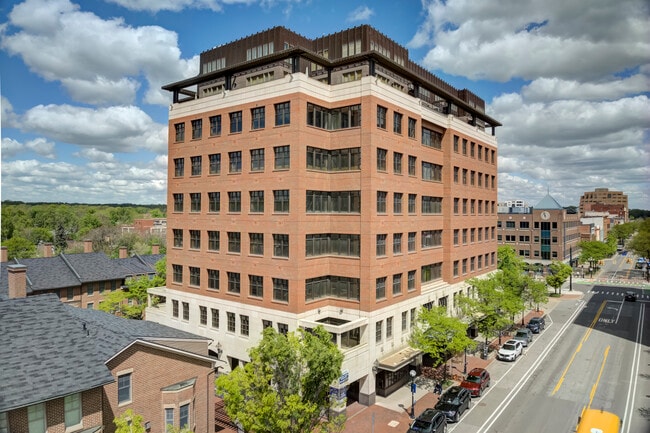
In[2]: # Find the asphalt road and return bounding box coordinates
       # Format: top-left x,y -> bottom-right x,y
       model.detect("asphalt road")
446,285 -> 649,433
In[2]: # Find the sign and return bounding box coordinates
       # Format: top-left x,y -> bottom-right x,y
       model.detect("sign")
338,370 -> 349,384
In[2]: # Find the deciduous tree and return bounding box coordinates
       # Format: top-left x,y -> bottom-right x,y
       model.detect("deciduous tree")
545,261 -> 573,295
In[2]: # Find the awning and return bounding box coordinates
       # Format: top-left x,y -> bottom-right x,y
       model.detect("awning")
377,347 -> 421,372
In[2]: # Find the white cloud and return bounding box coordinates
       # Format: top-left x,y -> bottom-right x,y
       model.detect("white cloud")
1,0 -> 195,106
19,104 -> 167,154
521,75 -> 650,102
1,137 -> 56,160
1,96 -> 19,128
74,148 -> 116,162
347,6 -> 374,22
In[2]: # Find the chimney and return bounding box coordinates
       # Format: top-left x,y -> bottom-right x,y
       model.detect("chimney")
152,244 -> 160,255
43,243 -> 54,258
119,247 -> 128,259
84,240 -> 93,253
8,264 -> 27,299
1,246 -> 7,263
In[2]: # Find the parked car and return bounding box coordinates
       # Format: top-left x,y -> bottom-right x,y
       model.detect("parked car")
497,339 -> 523,361
513,328 -> 533,347
407,408 -> 447,433
460,367 -> 491,397
624,291 -> 637,302
434,385 -> 471,423
527,316 -> 546,333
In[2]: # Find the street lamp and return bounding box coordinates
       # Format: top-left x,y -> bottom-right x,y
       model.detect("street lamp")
588,257 -> 594,279
409,369 -> 417,419
463,347 -> 468,375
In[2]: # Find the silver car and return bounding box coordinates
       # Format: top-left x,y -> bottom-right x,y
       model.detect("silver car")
513,328 -> 533,347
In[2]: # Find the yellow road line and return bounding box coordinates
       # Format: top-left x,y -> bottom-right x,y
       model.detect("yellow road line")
552,300 -> 607,395
588,346 -> 610,408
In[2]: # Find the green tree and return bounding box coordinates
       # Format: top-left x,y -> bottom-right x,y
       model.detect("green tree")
627,219 -> 650,260
608,222 -> 636,247
578,240 -> 613,264
545,261 -> 573,295
114,409 -> 146,433
521,276 -> 548,312
458,276 -> 512,347
410,306 -> 476,369
22,227 -> 54,245
216,326 -> 345,433
2,237 -> 37,259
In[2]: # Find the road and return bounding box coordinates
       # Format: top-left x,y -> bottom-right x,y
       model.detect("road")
447,285 -> 649,433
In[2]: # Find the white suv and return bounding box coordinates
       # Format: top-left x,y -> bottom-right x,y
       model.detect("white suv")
497,339 -> 523,361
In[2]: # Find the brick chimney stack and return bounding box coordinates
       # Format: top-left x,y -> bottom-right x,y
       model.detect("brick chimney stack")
84,240 -> 93,253
43,243 -> 54,258
119,247 -> 128,259
1,246 -> 7,263
152,244 -> 160,255
8,264 -> 27,299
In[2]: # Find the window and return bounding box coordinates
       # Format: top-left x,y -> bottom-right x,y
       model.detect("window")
240,314 -> 250,336
228,272 -> 241,294
375,320 -> 383,342
453,229 -> 459,245
208,231 -> 219,251
377,106 -> 387,129
182,302 -> 189,320
118,373 -> 132,404
189,230 -> 200,249
174,123 -> 185,141
422,196 -> 442,214
250,190 -> 264,213
408,232 -> 416,252
306,190 -> 360,213
227,312 -> 236,332
408,117 -> 416,138
306,103 -> 361,129
377,191 -> 387,213
392,273 -> 402,295
174,158 -> 184,177
402,311 -> 408,331
462,138 -> 467,155
306,234 -> 360,257
28,403 -> 46,433
393,233 -> 402,254
249,275 -> 263,297
463,229 -> 468,244
230,111 -> 242,133
274,190 -> 289,212
278,323 -> 288,335
86,302 -> 93,309
173,229 -> 183,248
408,270 -> 416,291
208,192 -> 220,213
453,260 -> 459,277
211,308 -> 219,328
87,284 -> 94,296
273,234 -> 289,257
393,192 -> 403,213
165,408 -> 174,429
172,264 -> 182,283
189,267 -> 200,286
191,119 -> 202,139
386,316 -> 393,338
421,262 -> 442,282
209,153 -> 221,174
208,269 -> 219,290
408,194 -> 416,214
251,107 -> 265,129
470,142 -> 475,157
228,232 -> 241,253
273,278 -> 289,302
180,404 -> 190,429
209,115 -> 221,136
249,233 -> 264,255
422,230 -> 442,248
306,146 -> 361,171
274,145 -> 290,169
172,300 -> 179,317
250,148 -> 265,171
200,306 -> 207,325
376,277 -> 386,300
454,166 -> 459,183
408,155 -> 416,176
520,221 -> 529,229
393,152 -> 402,174
376,234 -> 387,256
189,193 -> 201,212
453,135 -> 459,152
421,127 -> 442,149
64,393 -> 81,428
393,112 -> 402,133
275,102 -> 290,126
228,191 -> 241,212
454,198 -> 459,214
422,162 -> 442,182
463,199 -> 468,214
263,320 -> 273,329
229,151 -> 242,173
377,148 -> 387,171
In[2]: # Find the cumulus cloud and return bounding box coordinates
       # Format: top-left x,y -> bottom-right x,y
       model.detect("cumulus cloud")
1,137 -> 56,160
1,96 -> 19,128
347,6 -> 374,22
1,0 -> 195,106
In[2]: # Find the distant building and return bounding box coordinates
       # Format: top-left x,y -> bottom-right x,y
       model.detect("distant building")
0,292 -> 217,433
579,188 -> 628,222
122,218 -> 167,235
497,193 -> 581,265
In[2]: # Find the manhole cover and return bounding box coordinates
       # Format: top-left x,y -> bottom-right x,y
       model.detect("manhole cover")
388,420 -> 400,427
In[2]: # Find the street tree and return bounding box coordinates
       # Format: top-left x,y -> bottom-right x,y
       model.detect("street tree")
410,305 -> 476,373
578,240 -> 614,264
627,219 -> 650,260
458,276 -> 512,348
521,276 -> 548,312
608,222 -> 637,247
114,409 -> 146,433
545,261 -> 573,295
216,326 -> 345,433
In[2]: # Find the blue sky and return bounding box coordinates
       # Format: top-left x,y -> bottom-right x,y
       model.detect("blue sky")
1,0 -> 649,209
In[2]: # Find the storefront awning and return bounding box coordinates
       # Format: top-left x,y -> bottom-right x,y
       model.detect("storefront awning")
377,347 -> 421,372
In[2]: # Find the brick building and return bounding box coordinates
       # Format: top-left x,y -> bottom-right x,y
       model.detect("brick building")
147,25 -> 500,406
579,187 -> 628,222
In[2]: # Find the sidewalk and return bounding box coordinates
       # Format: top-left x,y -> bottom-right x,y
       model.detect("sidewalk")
340,306 -> 557,433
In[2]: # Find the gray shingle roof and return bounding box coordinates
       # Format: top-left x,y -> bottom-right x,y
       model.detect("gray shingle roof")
535,193 -> 564,210
0,294 -> 114,412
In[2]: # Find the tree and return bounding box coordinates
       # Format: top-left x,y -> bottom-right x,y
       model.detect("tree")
627,219 -> 650,260
578,240 -> 614,264
2,236 -> 37,259
608,222 -> 636,247
521,276 -> 548,312
216,326 -> 344,433
410,306 -> 476,370
114,409 -> 146,433
458,276 -> 512,347
545,261 -> 572,295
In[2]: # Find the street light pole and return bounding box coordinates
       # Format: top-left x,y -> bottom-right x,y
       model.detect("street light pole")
409,369 -> 417,419
463,347 -> 468,375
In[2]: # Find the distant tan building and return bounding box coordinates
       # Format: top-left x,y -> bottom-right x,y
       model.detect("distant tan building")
579,188 -> 628,222
498,193 -> 581,265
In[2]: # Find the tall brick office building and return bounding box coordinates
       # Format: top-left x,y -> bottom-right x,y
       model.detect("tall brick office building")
147,25 -> 500,406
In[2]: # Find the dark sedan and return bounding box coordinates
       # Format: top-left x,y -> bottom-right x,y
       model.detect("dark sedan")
527,316 -> 546,333
434,385 -> 471,423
